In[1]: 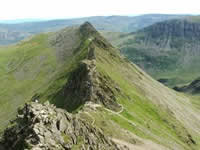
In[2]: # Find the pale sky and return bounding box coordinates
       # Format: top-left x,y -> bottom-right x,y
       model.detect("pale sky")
0,0 -> 199,20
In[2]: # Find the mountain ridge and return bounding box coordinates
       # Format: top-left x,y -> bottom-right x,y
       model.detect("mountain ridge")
0,14 -> 187,45
0,22 -> 200,149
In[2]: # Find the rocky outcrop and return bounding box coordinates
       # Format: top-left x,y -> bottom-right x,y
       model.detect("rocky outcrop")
54,44 -> 121,112
135,19 -> 200,54
47,22 -> 121,112
141,19 -> 200,41
0,102 -> 123,150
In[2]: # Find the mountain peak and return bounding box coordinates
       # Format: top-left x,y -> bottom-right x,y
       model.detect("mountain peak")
44,22 -> 121,112
79,22 -> 114,51
79,22 -> 99,37
80,21 -> 94,29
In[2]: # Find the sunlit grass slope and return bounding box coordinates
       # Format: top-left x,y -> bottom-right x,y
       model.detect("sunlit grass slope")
0,26 -> 83,130
90,39 -> 200,149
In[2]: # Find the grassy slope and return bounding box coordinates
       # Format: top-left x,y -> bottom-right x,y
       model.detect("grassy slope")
0,27 -> 83,130
90,43 -> 200,149
0,23 -> 200,149
0,34 -> 54,129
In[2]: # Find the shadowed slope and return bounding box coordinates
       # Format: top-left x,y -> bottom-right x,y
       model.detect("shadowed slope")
174,77 -> 200,94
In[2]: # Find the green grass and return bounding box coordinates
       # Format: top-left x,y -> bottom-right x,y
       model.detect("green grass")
187,95 -> 200,109
92,45 -> 200,149
71,136 -> 84,150
0,33 -> 56,130
0,28 -> 83,130
61,132 -> 71,143
0,25 -> 93,131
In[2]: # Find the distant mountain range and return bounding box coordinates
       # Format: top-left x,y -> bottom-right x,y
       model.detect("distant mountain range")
0,14 -> 187,45
105,16 -> 200,88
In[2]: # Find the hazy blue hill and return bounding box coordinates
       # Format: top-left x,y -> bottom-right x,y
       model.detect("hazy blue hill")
0,14 -> 187,45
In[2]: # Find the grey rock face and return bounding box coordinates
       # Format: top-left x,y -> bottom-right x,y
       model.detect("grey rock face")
0,102 -> 122,150
141,20 -> 200,42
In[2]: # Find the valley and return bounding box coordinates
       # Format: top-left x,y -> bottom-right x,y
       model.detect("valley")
104,16 -> 200,88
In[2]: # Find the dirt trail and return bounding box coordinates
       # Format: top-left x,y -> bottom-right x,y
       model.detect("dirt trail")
83,102 -> 171,149
105,104 -> 124,114
112,138 -> 169,150
104,104 -> 137,127
84,102 -> 137,126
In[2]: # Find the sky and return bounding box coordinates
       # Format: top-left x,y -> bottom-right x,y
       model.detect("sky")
0,0 -> 199,20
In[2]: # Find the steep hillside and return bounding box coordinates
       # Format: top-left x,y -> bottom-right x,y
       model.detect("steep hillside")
0,25 -> 84,131
0,22 -> 200,149
0,14 -> 186,45
106,16 -> 200,87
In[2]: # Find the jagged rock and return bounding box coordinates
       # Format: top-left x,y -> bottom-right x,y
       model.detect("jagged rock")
62,57 -> 121,112
53,36 -> 121,112
0,102 -> 124,150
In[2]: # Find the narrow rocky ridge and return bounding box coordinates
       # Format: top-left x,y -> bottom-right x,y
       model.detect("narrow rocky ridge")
0,102 -> 126,150
47,22 -> 122,112
53,43 -> 121,112
0,23 -> 125,150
